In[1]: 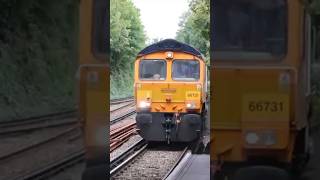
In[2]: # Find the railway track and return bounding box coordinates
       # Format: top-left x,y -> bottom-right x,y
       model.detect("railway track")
0,95 -> 134,135
0,110 -> 84,180
110,98 -> 137,152
110,96 -> 135,125
0,110 -> 77,135
0,125 -> 83,180
0,126 -> 80,161
111,109 -> 136,125
0,95 -> 133,130
110,96 -> 134,105
110,142 -> 189,180
110,102 -> 137,152
0,96 -> 133,135
110,121 -> 137,152
109,95 -> 141,162
110,139 -> 147,175
13,150 -> 85,180
110,101 -> 134,113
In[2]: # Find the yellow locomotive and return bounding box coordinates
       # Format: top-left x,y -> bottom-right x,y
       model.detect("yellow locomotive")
134,39 -> 208,143
211,0 -> 313,178
79,0 -> 108,179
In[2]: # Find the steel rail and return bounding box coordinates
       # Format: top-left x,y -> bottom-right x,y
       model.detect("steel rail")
0,126 -> 80,161
110,102 -> 134,113
110,139 -> 147,176
161,147 -> 190,180
13,150 -> 85,180
110,96 -> 134,105
0,111 -> 78,135
110,110 -> 136,125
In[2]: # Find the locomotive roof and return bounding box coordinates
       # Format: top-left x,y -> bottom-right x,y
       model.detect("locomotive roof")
137,39 -> 203,58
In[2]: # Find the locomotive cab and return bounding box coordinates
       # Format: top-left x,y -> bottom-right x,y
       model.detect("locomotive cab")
134,39 -> 207,143
211,0 -> 313,178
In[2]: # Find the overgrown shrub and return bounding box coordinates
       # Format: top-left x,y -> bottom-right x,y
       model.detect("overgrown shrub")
110,0 -> 145,99
110,65 -> 134,99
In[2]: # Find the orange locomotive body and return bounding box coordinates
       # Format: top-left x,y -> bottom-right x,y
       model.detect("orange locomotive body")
79,0 -> 108,179
211,0 -> 313,178
134,39 -> 208,143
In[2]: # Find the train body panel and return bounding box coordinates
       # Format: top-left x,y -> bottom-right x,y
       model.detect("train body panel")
136,82 -> 204,113
212,68 -> 293,153
79,0 -> 108,179
211,0 -> 312,176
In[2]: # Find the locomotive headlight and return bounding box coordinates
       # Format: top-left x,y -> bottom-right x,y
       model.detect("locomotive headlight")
245,131 -> 277,146
262,131 -> 276,146
245,132 -> 260,145
186,101 -> 196,109
166,51 -> 174,59
139,101 -> 151,108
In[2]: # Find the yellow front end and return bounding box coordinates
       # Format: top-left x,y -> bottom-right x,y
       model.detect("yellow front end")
136,83 -> 203,113
134,51 -> 207,142
211,68 -> 296,162
134,52 -> 206,114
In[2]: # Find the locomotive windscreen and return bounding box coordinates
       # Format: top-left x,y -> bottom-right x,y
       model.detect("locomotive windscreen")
172,60 -> 200,81
139,60 -> 166,80
213,0 -> 287,58
93,0 -> 108,58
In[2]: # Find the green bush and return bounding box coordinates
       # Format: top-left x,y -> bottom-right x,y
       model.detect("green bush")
110,0 -> 145,99
176,0 -> 210,62
110,65 -> 134,99
0,0 -> 78,121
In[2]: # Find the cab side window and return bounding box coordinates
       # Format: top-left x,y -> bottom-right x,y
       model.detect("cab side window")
93,0 -> 108,57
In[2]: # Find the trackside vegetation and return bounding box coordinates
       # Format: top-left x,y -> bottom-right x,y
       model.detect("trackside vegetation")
0,1 -> 78,121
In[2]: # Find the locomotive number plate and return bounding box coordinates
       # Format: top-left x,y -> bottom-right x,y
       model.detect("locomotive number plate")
248,101 -> 284,112
186,91 -> 200,100
242,94 -> 289,119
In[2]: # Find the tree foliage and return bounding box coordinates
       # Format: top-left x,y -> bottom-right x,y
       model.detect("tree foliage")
110,0 -> 146,72
302,0 -> 320,15
176,0 -> 210,62
110,0 -> 146,98
0,0 -> 78,120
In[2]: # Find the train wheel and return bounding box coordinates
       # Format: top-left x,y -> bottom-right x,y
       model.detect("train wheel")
232,166 -> 289,180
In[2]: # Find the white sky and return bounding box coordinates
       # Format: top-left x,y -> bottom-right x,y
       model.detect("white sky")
132,0 -> 189,44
